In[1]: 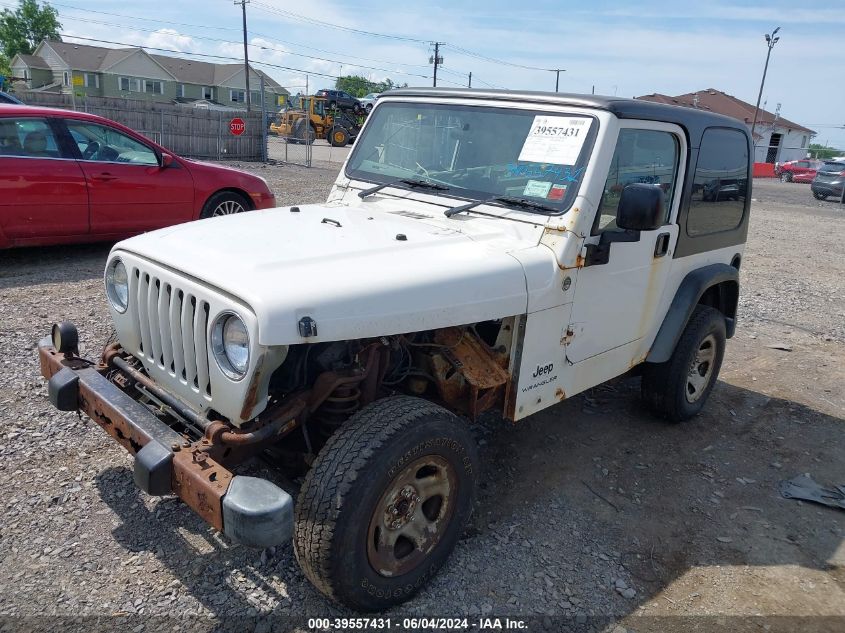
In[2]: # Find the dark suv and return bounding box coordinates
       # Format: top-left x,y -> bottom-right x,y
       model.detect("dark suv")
315,89 -> 362,113
811,161 -> 845,201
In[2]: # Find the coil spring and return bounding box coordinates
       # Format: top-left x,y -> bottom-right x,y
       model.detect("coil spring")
316,384 -> 361,435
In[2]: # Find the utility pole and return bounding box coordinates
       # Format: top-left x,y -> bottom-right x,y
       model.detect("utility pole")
468,71 -> 472,88
552,69 -> 565,92
235,0 -> 252,112
751,26 -> 781,161
429,42 -> 444,87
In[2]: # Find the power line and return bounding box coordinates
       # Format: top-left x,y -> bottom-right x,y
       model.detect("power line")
251,1 -> 429,43
58,14 -> 431,79
250,1 -> 557,75
51,1 -> 433,71
439,66 -> 503,89
59,34 -> 341,79
445,44 -> 556,72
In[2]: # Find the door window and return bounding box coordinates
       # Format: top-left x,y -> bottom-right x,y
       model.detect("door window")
594,129 -> 679,234
66,121 -> 159,165
0,118 -> 61,158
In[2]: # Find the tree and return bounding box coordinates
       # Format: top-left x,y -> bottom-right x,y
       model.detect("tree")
0,0 -> 61,60
334,74 -> 406,97
809,143 -> 844,160
0,52 -> 11,79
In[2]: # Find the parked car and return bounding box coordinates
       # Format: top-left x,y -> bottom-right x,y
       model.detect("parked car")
358,92 -> 380,112
811,160 -> 845,201
314,88 -> 362,113
0,105 -> 275,249
702,177 -> 745,201
39,90 -> 752,610
774,158 -> 822,183
0,90 -> 24,104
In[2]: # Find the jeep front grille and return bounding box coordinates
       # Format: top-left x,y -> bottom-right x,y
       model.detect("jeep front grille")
131,268 -> 213,398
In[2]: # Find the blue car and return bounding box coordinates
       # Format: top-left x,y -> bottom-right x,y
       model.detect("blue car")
0,90 -> 24,105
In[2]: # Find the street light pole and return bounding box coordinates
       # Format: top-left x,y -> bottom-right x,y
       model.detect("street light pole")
750,26 -> 780,161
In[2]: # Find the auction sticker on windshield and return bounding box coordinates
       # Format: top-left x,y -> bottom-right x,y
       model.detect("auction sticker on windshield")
518,116 -> 592,165
523,179 -> 553,198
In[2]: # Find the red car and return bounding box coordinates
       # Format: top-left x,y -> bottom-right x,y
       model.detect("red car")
0,105 -> 275,249
774,159 -> 822,183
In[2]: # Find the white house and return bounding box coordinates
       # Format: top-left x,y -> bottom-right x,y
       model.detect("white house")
637,89 -> 815,164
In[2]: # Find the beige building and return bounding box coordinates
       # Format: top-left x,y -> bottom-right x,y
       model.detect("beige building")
11,39 -> 289,111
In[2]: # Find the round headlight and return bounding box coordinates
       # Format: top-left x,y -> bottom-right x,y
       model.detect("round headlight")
106,258 -> 129,313
212,313 -> 250,380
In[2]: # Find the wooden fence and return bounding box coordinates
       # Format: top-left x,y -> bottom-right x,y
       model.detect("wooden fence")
19,92 -> 266,161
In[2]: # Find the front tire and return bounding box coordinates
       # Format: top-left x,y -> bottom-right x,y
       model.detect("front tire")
641,305 -> 726,422
813,191 -> 828,200
294,396 -> 479,611
329,126 -> 349,147
200,191 -> 251,219
780,172 -> 793,183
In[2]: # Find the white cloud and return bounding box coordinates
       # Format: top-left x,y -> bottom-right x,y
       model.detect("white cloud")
140,28 -> 196,53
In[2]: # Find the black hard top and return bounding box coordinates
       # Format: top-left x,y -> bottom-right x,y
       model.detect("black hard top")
386,88 -> 749,141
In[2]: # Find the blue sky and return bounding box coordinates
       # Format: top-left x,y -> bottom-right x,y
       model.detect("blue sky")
21,0 -> 845,147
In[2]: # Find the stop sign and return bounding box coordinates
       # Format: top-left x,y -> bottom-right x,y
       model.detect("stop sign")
229,117 -> 245,136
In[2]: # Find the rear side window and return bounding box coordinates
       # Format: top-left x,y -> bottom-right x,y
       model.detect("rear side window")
687,128 -> 748,236
0,118 -> 61,158
819,162 -> 845,174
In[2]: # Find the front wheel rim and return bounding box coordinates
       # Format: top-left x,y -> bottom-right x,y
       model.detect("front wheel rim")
212,199 -> 245,216
367,455 -> 457,577
686,334 -> 717,403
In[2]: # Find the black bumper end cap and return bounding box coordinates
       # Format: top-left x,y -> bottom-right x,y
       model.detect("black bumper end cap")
222,476 -> 293,548
48,367 -> 80,411
134,441 -> 174,496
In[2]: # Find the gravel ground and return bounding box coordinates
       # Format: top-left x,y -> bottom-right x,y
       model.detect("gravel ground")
0,171 -> 843,632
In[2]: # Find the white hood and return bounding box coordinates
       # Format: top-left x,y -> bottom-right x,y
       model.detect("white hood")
114,201 -> 547,345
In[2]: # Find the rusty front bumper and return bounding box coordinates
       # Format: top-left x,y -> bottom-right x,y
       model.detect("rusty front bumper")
38,335 -> 292,548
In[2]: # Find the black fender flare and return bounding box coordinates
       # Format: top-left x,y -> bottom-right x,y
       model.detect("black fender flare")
647,263 -> 739,364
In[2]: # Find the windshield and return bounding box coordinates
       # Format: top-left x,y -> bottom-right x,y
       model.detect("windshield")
345,101 -> 597,213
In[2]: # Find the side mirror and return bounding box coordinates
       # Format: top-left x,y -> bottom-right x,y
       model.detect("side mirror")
160,152 -> 174,168
616,183 -> 665,231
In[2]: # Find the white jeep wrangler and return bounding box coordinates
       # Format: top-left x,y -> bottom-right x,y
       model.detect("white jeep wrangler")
41,88 -> 750,611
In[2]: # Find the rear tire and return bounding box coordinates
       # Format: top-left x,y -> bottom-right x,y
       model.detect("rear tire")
641,305 -> 726,422
294,396 -> 479,611
200,191 -> 251,219
813,191 -> 828,200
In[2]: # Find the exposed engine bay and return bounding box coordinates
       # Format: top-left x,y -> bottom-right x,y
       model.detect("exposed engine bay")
112,318 -> 515,470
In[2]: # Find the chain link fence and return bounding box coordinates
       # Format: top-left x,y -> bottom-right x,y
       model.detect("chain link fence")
267,100 -> 312,167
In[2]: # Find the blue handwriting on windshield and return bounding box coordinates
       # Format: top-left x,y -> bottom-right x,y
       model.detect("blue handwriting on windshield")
506,163 -> 585,183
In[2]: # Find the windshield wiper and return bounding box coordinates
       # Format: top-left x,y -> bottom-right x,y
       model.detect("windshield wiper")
445,195 -> 562,218
444,199 -> 485,218
491,196 -> 562,215
359,178 -> 449,198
